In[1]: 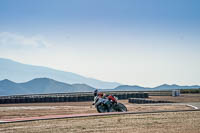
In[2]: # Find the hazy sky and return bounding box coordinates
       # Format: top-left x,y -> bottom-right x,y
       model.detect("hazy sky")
0,0 -> 200,87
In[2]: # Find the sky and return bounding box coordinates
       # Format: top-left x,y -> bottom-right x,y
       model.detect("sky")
0,0 -> 200,87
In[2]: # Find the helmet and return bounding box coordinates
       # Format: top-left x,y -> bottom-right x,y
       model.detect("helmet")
97,92 -> 103,97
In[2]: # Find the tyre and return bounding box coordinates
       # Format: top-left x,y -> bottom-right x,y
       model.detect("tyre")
114,103 -> 127,112
96,103 -> 109,113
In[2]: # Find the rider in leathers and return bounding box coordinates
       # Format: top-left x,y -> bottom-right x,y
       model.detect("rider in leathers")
93,89 -> 111,112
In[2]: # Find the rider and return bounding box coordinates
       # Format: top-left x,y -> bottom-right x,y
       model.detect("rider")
107,95 -> 117,103
93,89 -> 104,105
93,89 -> 111,112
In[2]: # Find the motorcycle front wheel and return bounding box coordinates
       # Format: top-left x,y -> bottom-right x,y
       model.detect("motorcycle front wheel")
96,103 -> 109,113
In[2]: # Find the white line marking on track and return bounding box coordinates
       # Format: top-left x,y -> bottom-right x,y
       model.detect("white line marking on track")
0,121 -> 7,122
187,104 -> 199,109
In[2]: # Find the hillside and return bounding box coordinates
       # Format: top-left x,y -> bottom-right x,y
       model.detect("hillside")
113,84 -> 200,91
72,83 -> 95,92
0,78 -> 96,96
0,79 -> 29,95
1,77 -> 200,96
0,58 -> 120,89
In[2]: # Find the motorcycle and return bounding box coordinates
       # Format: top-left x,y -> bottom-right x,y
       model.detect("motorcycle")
93,95 -> 127,113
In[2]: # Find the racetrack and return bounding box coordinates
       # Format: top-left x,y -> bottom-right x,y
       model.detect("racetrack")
0,94 -> 199,124
0,101 -> 199,124
0,100 -> 192,119
0,94 -> 200,133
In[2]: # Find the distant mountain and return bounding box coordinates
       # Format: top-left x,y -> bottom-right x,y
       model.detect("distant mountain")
153,84 -> 180,90
113,84 -> 200,91
0,78 -> 199,96
114,85 -> 147,91
0,79 -> 29,95
0,78 -> 96,96
153,84 -> 200,90
20,78 -> 75,94
72,83 -> 95,92
0,58 -> 120,89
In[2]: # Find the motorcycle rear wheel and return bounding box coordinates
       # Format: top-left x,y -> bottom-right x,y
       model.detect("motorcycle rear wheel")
114,103 -> 127,112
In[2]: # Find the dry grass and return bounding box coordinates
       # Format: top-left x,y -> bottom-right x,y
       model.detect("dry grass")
149,93 -> 200,103
0,102 -> 96,119
0,111 -> 200,133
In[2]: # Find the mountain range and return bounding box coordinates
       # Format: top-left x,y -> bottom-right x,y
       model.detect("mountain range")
0,78 -> 200,96
0,78 -> 96,96
0,58 -> 199,96
113,84 -> 200,91
0,58 -> 120,89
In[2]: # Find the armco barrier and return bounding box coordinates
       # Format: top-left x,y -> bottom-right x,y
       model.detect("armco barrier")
128,98 -> 174,104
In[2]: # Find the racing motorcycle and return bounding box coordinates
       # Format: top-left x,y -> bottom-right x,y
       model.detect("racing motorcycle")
93,94 -> 127,113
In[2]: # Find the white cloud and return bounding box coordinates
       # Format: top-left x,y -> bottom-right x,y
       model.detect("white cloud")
0,32 -> 51,49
